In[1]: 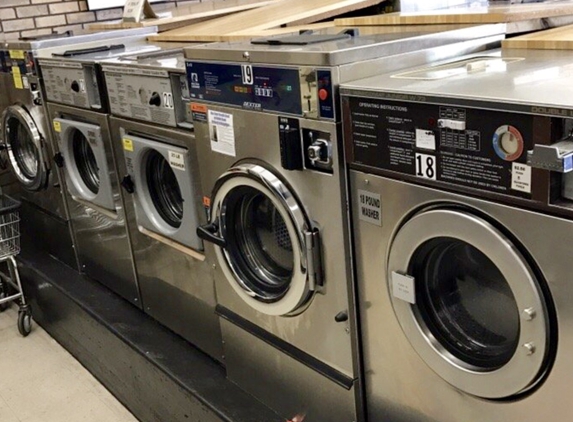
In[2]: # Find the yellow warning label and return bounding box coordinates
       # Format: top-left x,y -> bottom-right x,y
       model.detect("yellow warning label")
9,50 -> 25,60
11,66 -> 23,90
53,121 -> 61,133
123,138 -> 134,152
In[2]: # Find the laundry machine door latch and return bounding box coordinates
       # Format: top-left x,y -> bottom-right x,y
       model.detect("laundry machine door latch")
120,175 -> 135,194
53,153 -> 64,168
197,218 -> 227,248
304,228 -> 323,290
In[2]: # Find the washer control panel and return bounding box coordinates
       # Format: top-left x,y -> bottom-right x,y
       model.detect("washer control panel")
346,96 -> 539,199
103,65 -> 190,128
40,60 -> 102,110
186,61 -> 335,120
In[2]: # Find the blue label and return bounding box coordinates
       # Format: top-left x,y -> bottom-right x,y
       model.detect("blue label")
317,70 -> 334,119
564,155 -> 573,172
186,61 -> 302,115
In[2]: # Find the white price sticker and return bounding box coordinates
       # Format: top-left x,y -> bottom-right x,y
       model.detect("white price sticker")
415,129 -> 436,150
511,162 -> 531,193
415,153 -> 437,180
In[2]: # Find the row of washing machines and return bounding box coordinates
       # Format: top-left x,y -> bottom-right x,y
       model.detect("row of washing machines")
2,22 -> 573,422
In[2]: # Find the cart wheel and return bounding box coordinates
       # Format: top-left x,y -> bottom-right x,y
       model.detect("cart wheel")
17,309 -> 32,337
0,283 -> 8,313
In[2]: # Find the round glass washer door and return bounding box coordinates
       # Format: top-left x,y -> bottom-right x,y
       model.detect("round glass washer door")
1,105 -> 47,191
388,208 -> 551,399
210,163 -> 319,316
144,149 -> 184,230
68,128 -> 100,198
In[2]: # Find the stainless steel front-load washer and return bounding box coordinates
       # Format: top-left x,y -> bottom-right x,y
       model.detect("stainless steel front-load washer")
103,51 -> 224,362
0,39 -> 17,194
40,35 -> 167,306
342,48 -> 573,421
183,25 -> 505,421
1,28 -> 156,269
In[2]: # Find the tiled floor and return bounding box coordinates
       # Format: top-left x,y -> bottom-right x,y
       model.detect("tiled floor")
0,306 -> 138,422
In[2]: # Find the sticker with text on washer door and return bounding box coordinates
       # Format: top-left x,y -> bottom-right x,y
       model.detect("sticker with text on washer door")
208,110 -> 235,157
357,189 -> 382,226
168,151 -> 186,171
511,162 -> 531,193
392,272 -> 416,304
415,153 -> 437,180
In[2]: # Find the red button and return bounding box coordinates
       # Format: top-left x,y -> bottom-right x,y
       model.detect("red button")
318,88 -> 328,101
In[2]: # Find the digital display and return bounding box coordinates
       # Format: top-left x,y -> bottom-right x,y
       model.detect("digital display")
186,61 -> 303,115
254,87 -> 273,98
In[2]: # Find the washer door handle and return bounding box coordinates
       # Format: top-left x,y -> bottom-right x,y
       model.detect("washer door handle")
197,220 -> 227,248
53,153 -> 64,168
120,175 -> 135,194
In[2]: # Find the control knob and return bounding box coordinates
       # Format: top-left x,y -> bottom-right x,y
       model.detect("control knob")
149,92 -> 161,107
71,80 -> 80,93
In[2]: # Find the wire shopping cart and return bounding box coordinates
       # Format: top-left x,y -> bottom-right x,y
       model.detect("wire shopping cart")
0,194 -> 32,336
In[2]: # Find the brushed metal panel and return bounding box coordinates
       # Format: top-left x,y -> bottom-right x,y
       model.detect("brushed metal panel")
48,104 -> 141,305
110,116 -> 224,362
350,170 -> 573,422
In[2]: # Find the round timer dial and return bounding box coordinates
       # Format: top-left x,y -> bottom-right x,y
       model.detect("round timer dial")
493,125 -> 524,161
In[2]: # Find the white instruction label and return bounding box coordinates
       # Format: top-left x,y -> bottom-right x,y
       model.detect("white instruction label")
208,110 -> 235,157
392,272 -> 416,304
168,150 -> 186,171
511,162 -> 531,193
357,189 -> 382,226
415,129 -> 436,150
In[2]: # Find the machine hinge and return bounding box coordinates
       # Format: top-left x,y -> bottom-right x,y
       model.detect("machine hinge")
304,228 -> 322,290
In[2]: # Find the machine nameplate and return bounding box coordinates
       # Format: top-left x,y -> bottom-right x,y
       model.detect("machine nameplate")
102,65 -> 169,78
357,189 -> 382,226
39,60 -> 83,69
348,97 -> 536,199
168,151 -> 186,171
186,61 -> 303,115
207,110 -> 235,157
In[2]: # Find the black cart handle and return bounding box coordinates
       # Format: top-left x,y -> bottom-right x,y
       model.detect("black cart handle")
197,220 -> 226,248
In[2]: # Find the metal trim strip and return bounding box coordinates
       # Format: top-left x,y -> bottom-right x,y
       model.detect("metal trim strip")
216,304 -> 356,390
